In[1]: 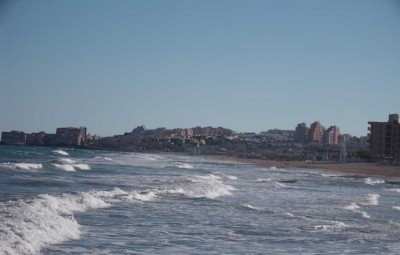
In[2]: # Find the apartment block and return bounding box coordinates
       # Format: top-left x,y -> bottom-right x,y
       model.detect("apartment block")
294,123 -> 309,143
323,126 -> 340,145
368,114 -> 400,160
308,121 -> 325,143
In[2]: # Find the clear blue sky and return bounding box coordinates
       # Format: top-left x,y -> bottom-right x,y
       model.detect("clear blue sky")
1,0 -> 399,136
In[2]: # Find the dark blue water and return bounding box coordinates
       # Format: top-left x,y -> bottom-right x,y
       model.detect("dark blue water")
1,145 -> 399,254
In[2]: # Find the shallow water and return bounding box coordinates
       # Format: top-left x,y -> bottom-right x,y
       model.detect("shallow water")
0,145 -> 399,254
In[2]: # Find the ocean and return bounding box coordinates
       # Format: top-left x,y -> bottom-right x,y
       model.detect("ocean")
0,145 -> 399,254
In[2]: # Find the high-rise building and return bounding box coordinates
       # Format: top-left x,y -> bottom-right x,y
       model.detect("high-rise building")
308,121 -> 325,143
294,123 -> 309,143
323,126 -> 340,144
368,114 -> 400,160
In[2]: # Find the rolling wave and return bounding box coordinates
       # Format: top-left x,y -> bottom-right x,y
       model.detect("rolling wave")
344,203 -> 370,219
53,150 -> 69,156
0,190 -> 115,255
53,163 -> 91,171
1,162 -> 43,170
364,178 -> 384,185
361,193 -> 380,206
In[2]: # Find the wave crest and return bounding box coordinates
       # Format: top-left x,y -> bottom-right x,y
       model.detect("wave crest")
1,163 -> 43,170
53,163 -> 91,171
53,150 -> 69,156
364,178 -> 384,185
0,190 -> 112,255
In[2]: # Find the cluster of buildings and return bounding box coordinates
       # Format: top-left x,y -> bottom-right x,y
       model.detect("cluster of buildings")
125,125 -> 234,138
1,127 -> 87,146
2,115 -> 397,163
368,114 -> 400,161
294,121 -> 340,145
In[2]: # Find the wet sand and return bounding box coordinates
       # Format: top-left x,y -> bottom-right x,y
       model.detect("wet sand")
206,156 -> 400,178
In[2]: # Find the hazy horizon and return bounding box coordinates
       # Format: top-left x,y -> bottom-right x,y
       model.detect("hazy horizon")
1,0 -> 399,137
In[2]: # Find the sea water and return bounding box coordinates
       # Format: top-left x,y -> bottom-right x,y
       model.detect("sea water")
0,145 -> 399,254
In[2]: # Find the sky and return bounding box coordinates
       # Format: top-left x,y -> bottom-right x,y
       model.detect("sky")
1,0 -> 399,137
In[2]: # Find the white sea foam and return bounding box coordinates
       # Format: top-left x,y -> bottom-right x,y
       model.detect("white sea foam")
214,172 -> 238,180
177,163 -> 194,169
59,158 -> 76,164
361,193 -> 380,206
95,156 -> 113,161
53,164 -> 76,172
53,163 -> 91,171
73,164 -> 91,170
274,182 -> 287,188
162,174 -> 235,199
224,174 -> 238,180
393,206 -> 400,211
256,178 -> 273,183
242,204 -> 261,211
360,211 -> 371,219
95,188 -> 128,197
127,191 -> 157,201
344,203 -> 370,219
344,203 -> 360,211
314,221 -> 347,231
53,150 -> 69,156
321,173 -> 339,178
283,212 -> 295,218
0,190 -> 111,255
389,188 -> 400,193
364,178 -> 384,185
1,163 -> 43,170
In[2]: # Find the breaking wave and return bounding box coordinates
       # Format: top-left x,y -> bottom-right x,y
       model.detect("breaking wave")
344,203 -> 370,219
242,204 -> 262,211
314,221 -> 347,231
1,163 -> 43,170
361,193 -> 380,206
59,158 -> 75,164
364,178 -> 384,185
393,206 -> 400,211
126,191 -> 157,202
73,164 -> 91,170
94,156 -> 113,161
160,174 -> 235,199
53,163 -> 91,172
53,150 -> 69,156
255,178 -> 273,183
214,172 -> 238,180
0,190 -> 114,255
265,166 -> 286,171
53,164 -> 76,172
177,163 -> 194,169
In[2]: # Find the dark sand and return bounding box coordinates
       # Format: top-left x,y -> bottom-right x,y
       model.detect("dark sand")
207,156 -> 400,179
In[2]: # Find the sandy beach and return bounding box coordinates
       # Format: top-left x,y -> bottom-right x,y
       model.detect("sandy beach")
206,156 -> 400,179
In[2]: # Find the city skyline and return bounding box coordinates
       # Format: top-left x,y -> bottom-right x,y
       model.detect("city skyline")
1,0 -> 399,137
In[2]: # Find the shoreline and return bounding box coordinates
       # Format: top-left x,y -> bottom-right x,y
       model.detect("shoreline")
2,144 -> 399,179
203,155 -> 400,179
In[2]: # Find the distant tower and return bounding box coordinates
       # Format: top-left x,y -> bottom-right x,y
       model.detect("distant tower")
294,123 -> 309,143
308,121 -> 325,143
340,136 -> 347,163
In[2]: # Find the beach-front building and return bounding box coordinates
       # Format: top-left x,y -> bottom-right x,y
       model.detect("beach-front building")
1,127 -> 87,146
308,121 -> 325,143
323,126 -> 340,145
1,131 -> 26,145
294,123 -> 309,143
368,114 -> 400,161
